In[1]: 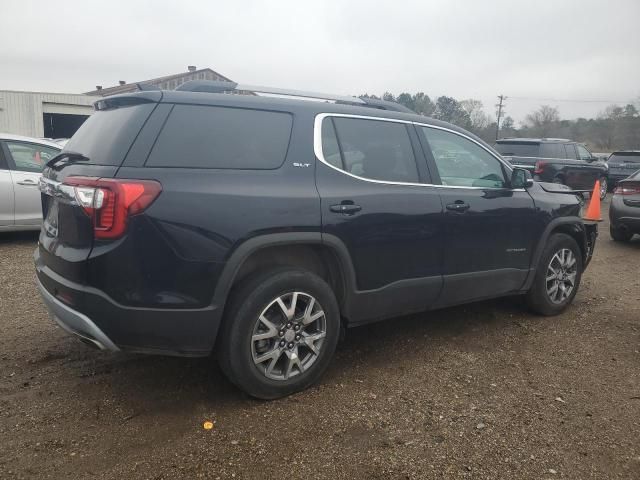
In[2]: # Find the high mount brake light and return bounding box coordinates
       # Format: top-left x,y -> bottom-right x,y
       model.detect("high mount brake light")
534,161 -> 547,175
63,177 -> 162,239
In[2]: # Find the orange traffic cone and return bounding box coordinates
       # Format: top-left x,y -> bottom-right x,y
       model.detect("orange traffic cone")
582,180 -> 602,222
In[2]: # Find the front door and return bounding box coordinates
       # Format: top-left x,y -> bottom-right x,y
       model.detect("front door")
417,125 -> 540,307
315,114 -> 444,323
3,141 -> 60,226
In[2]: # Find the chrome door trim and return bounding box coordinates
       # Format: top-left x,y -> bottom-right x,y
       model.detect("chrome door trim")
313,113 -> 524,192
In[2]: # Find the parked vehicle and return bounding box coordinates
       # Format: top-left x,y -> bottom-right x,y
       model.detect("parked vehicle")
495,138 -> 608,199
35,82 -> 598,399
607,150 -> 640,187
0,133 -> 61,231
609,168 -> 640,242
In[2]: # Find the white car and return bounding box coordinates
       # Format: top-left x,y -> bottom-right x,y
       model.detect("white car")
1,133 -> 61,231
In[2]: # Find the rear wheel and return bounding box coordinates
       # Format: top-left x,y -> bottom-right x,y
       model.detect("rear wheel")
217,268 -> 340,399
526,233 -> 583,316
610,225 -> 633,242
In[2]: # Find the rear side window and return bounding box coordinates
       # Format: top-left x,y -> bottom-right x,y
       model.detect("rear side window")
146,105 -> 293,169
321,117 -> 419,183
540,143 -> 566,159
564,144 -> 577,159
64,103 -> 156,165
494,142 -> 539,157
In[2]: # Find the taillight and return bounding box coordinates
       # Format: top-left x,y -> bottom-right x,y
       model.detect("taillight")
613,183 -> 640,196
64,177 -> 162,239
534,160 -> 546,175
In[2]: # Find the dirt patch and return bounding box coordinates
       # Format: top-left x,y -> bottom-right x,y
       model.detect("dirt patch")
1,200 -> 639,479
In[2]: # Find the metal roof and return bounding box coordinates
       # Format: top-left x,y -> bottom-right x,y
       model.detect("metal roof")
84,68 -> 232,96
0,133 -> 62,148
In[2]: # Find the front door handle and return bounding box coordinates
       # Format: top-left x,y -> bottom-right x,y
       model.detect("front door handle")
330,203 -> 362,215
446,201 -> 470,213
17,179 -> 38,186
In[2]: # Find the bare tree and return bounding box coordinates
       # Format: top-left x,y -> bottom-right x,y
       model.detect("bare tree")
524,105 -> 560,137
460,99 -> 491,132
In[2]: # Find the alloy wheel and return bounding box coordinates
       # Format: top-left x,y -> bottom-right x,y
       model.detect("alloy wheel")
251,292 -> 327,381
545,248 -> 577,304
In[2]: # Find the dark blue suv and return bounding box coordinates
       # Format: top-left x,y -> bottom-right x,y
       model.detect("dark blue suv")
35,82 -> 597,399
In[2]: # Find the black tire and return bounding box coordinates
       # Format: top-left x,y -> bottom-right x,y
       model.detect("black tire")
217,268 -> 340,400
598,176 -> 608,200
526,233 -> 583,316
610,225 -> 632,242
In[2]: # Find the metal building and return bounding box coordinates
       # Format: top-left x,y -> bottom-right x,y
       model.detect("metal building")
0,90 -> 98,139
0,66 -> 233,139
85,66 -> 232,97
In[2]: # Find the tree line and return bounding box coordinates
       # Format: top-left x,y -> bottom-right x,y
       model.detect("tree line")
363,91 -> 640,152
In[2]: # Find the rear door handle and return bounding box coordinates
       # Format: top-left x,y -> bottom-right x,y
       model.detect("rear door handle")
446,201 -> 470,213
330,203 -> 362,214
17,179 -> 38,186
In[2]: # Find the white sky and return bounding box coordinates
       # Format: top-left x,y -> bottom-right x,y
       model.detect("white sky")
1,0 -> 639,123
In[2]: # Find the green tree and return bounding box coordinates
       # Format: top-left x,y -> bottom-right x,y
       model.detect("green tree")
396,92 -> 414,111
433,96 -> 471,128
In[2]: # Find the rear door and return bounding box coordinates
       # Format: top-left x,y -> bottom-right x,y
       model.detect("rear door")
3,141 -> 59,226
418,125 -> 539,307
37,98 -> 158,283
315,114 -> 444,322
0,144 -> 14,226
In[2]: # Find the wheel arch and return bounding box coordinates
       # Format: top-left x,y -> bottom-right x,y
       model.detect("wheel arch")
212,233 -> 356,318
523,217 -> 588,291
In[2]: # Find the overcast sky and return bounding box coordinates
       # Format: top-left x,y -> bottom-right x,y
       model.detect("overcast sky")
2,0 -> 639,123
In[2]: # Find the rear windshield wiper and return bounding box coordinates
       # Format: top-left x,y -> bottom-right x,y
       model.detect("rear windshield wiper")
45,151 -> 90,169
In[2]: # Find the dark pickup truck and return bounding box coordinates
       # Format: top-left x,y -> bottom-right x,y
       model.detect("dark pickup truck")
495,138 -> 608,200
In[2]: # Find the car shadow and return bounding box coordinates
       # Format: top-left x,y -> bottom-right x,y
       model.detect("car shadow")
59,294 -> 533,414
0,230 -> 40,245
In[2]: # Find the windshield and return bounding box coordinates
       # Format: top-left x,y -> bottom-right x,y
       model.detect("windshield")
63,103 -> 156,165
494,142 -> 539,157
609,153 -> 640,164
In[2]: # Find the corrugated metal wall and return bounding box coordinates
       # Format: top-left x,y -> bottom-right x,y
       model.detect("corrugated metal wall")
0,91 -> 99,138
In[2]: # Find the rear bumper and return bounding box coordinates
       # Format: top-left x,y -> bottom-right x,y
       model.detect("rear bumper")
35,250 -> 222,357
37,278 -> 120,351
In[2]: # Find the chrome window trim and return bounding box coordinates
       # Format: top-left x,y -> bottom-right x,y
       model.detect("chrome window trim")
313,113 -> 523,191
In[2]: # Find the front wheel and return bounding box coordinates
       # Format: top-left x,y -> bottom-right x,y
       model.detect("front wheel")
217,268 -> 340,399
526,233 -> 583,316
610,225 -> 632,242
598,176 -> 608,200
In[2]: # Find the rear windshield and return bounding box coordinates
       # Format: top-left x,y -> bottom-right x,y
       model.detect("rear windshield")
494,142 -> 539,157
145,105 -> 293,169
609,153 -> 640,164
63,103 -> 156,165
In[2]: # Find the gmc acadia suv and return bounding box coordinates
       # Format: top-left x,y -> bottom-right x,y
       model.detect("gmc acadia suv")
35,81 -> 598,399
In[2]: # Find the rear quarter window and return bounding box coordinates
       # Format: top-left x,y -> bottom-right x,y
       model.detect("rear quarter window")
146,105 -> 293,169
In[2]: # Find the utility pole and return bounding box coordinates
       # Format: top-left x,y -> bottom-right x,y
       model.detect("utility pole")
495,95 -> 506,140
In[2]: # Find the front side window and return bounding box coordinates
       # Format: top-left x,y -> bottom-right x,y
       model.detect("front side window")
6,142 -> 59,172
576,145 -> 592,161
421,127 -> 506,188
321,117 -> 419,183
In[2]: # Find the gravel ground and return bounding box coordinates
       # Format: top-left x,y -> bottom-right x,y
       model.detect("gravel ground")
1,198 -> 639,479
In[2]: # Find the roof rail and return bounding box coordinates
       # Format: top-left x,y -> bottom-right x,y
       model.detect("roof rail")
172,80 -> 414,112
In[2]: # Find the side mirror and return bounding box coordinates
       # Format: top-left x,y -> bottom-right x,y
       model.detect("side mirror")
511,168 -> 534,189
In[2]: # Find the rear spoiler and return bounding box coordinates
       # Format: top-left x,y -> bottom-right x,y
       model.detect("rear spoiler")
94,91 -> 162,111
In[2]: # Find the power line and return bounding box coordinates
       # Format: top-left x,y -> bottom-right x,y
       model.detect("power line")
508,96 -> 633,104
